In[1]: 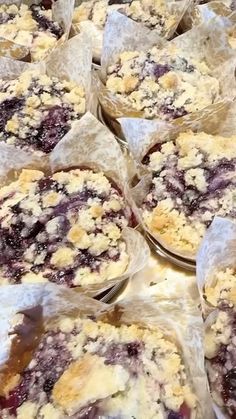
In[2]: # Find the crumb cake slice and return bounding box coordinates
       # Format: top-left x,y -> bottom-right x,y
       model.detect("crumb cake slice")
0,168 -> 130,287
0,3 -> 64,61
106,46 -> 219,120
0,316 -> 197,418
73,0 -> 178,37
204,268 -> 236,417
141,131 -> 236,258
0,69 -> 86,154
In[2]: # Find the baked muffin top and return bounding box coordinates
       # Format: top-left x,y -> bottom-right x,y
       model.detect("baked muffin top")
106,46 -> 219,120
0,69 -> 85,154
0,3 -> 64,61
0,315 -> 197,418
141,131 -> 236,257
0,169 -> 130,287
73,0 -> 178,37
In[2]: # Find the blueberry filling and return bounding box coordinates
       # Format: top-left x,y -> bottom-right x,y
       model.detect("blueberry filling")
160,105 -> 188,120
30,4 -> 63,39
0,12 -> 15,24
0,98 -> 24,132
30,105 -> 70,153
153,64 -> 171,79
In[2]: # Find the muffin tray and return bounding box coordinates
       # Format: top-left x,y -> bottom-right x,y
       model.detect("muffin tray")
146,233 -> 196,272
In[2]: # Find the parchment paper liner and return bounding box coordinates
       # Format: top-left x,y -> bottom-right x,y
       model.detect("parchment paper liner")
0,0 -> 75,62
0,283 -> 214,419
196,217 -> 236,419
71,0 -> 190,63
118,101 -> 236,262
0,32 -> 93,158
196,216 -> 236,315
181,0 -> 236,32
0,112 -> 150,296
95,11 -> 235,139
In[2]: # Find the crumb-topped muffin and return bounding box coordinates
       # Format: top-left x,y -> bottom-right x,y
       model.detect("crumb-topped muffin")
204,268 -> 236,417
73,0 -> 179,37
0,316 -> 197,418
141,131 -> 236,258
106,46 -> 219,120
0,3 -> 64,61
0,69 -> 86,154
0,168 -> 130,287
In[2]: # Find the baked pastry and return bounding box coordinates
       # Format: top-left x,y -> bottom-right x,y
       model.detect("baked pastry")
0,68 -> 86,154
0,3 -> 64,61
141,131 -> 236,258
0,315 -> 197,418
105,46 -> 220,120
204,268 -> 236,417
0,168 -> 130,287
73,0 -> 179,37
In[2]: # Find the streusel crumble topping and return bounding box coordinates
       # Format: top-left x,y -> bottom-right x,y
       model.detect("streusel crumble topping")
73,0 -> 177,37
0,168 -> 130,287
0,317 -> 197,418
106,46 -> 219,120
0,3 -> 64,61
141,131 -> 236,257
0,69 -> 86,154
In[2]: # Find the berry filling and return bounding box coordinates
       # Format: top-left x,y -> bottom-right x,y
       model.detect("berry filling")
30,5 -> 63,39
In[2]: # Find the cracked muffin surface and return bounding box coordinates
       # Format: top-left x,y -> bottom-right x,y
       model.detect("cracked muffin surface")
0,168 -> 130,287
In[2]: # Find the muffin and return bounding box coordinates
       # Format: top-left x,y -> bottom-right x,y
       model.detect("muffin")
0,168 -> 131,287
73,0 -> 185,61
0,3 -> 65,61
0,68 -> 86,154
105,45 -> 219,120
0,314 -> 197,418
204,268 -> 236,418
141,131 -> 236,258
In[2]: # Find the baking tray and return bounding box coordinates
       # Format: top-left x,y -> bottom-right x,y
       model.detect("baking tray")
146,232 -> 196,272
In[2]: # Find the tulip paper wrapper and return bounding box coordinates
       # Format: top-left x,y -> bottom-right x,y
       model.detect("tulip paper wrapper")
0,283 -> 214,418
0,32 -> 94,158
94,11 -> 235,139
0,112 -> 150,295
0,0 -> 75,61
72,0 -> 190,63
